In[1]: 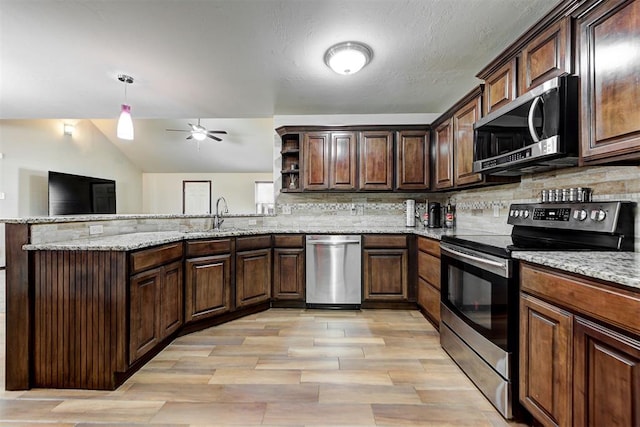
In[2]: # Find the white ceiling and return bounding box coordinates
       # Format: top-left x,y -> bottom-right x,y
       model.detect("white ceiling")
0,0 -> 559,172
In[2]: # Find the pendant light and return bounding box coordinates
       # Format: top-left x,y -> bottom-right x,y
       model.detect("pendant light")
324,41 -> 373,75
116,74 -> 134,140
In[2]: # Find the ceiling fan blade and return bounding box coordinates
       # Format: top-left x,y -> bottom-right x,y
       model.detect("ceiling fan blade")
187,123 -> 198,131
166,129 -> 190,132
186,134 -> 194,140
207,134 -> 223,142
207,130 -> 228,134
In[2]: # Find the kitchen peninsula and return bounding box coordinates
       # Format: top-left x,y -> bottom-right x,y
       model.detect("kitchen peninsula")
4,213 -> 640,394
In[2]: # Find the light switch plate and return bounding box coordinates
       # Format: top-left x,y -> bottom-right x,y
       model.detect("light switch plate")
282,206 -> 292,215
493,205 -> 500,217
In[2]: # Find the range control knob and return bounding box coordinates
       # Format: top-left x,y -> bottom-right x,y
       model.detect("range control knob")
513,210 -> 520,218
522,210 -> 530,219
590,209 -> 606,222
574,209 -> 588,221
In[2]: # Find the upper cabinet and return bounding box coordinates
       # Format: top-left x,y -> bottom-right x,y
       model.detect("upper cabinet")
577,0 -> 640,164
395,130 -> 430,190
433,119 -> 454,190
519,17 -> 571,95
359,131 -> 393,190
276,125 -> 429,192
453,95 -> 483,187
483,58 -> 517,116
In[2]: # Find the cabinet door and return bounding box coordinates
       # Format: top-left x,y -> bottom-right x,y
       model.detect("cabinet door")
395,130 -> 430,190
329,132 -> 357,190
519,293 -> 573,427
363,248 -> 408,301
434,119 -> 454,189
185,254 -> 232,323
483,58 -> 517,115
159,261 -> 183,339
130,268 -> 161,364
359,131 -> 393,190
236,248 -> 272,308
273,248 -> 305,301
417,277 -> 440,326
303,132 -> 330,190
579,0 -> 640,163
573,317 -> 640,427
453,95 -> 483,187
519,17 -> 570,95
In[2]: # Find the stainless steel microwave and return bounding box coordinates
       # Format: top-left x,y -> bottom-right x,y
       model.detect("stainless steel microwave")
473,75 -> 579,176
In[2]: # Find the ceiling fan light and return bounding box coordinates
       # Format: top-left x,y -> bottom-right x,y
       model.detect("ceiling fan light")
117,104 -> 134,140
325,42 -> 372,75
192,131 -> 207,141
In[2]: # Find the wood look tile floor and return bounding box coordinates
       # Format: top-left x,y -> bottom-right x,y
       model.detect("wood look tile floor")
0,309 -> 529,426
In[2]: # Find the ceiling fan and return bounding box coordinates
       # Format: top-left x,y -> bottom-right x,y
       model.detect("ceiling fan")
166,119 -> 227,142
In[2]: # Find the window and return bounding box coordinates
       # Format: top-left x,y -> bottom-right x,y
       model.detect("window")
255,181 -> 274,214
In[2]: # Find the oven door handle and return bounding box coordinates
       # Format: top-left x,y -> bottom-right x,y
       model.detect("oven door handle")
440,244 -> 510,278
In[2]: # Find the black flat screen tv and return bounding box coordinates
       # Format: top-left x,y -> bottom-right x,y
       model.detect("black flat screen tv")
48,171 -> 116,215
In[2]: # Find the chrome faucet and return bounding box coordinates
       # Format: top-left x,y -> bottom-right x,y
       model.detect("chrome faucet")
213,196 -> 229,231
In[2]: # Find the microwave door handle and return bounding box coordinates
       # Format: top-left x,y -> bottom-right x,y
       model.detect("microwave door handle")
527,95 -> 543,143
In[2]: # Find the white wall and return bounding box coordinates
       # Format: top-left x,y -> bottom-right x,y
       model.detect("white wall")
143,173 -> 273,214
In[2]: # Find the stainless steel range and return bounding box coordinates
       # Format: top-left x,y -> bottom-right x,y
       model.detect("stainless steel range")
439,201 -> 635,420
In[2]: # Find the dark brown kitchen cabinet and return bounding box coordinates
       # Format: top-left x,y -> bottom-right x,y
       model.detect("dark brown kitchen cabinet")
519,261 -> 640,427
362,235 -> 408,302
483,58 -> 517,116
272,235 -> 305,303
573,317 -> 640,427
578,0 -> 640,164
302,131 -> 357,190
519,17 -> 570,95
236,236 -> 272,308
453,94 -> 483,187
185,254 -> 232,322
130,259 -> 183,365
395,130 -> 430,190
416,237 -> 440,328
519,292 -> 573,427
303,132 -> 331,190
280,133 -> 301,192
184,238 -> 233,322
330,132 -> 358,190
433,118 -> 454,189
359,131 -> 393,190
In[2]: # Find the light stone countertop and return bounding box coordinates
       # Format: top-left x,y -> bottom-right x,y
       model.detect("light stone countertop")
513,251 -> 640,291
22,226 -> 453,251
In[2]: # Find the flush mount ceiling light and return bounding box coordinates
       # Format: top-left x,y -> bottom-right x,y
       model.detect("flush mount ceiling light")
63,123 -> 74,136
116,74 -> 134,140
324,41 -> 373,75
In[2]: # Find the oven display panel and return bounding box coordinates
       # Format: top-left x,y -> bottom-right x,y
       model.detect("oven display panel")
533,207 -> 571,221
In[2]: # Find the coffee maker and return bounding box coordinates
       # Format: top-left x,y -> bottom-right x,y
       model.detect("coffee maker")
428,202 -> 441,228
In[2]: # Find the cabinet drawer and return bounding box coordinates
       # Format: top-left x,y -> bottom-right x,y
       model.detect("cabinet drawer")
186,238 -> 232,257
418,251 -> 440,289
521,262 -> 640,336
236,235 -> 272,252
273,234 -> 304,248
417,237 -> 440,257
130,242 -> 183,275
363,234 -> 407,248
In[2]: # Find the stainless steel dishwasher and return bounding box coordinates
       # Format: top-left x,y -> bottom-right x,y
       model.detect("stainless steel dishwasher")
306,235 -> 361,308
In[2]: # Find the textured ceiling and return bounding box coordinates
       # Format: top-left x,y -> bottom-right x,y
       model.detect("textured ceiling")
0,0 -> 559,172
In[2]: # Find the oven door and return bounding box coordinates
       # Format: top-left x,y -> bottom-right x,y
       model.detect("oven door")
440,242 -> 515,352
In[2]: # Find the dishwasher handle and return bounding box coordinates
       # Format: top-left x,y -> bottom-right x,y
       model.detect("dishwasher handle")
307,239 -> 361,245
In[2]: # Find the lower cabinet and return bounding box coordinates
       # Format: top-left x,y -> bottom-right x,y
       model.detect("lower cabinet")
519,262 -> 640,427
362,235 -> 408,302
272,235 -> 305,302
130,259 -> 183,364
416,236 -> 441,327
236,236 -> 272,308
185,254 -> 232,322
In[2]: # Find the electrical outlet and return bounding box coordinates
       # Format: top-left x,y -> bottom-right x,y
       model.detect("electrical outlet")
493,205 -> 500,217
282,205 -> 292,215
248,219 -> 257,225
89,225 -> 104,235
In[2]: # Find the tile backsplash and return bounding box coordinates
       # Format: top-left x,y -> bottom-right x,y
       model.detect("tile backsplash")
274,165 -> 640,250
